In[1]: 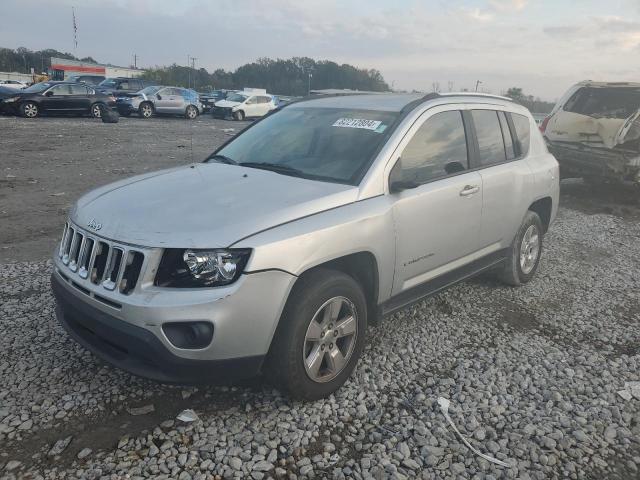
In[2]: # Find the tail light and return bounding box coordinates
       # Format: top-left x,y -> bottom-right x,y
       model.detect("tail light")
539,116 -> 551,134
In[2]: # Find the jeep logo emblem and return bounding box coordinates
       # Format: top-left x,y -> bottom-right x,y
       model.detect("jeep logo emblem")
87,218 -> 102,231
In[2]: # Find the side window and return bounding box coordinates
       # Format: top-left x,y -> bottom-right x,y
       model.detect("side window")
398,110 -> 468,184
69,84 -> 88,95
511,113 -> 531,157
246,96 -> 258,104
498,111 -> 516,160
50,85 -> 71,95
471,110 -> 506,166
117,81 -> 129,90
258,96 -> 271,104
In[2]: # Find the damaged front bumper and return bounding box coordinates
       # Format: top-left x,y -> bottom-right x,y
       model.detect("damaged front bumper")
547,140 -> 640,184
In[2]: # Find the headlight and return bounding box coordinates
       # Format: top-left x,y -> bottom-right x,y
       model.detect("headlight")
155,248 -> 251,288
4,96 -> 19,103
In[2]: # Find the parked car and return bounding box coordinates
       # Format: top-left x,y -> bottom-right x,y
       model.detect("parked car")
1,81 -> 116,118
0,79 -> 27,90
199,89 -> 232,112
212,91 -> 276,120
67,74 -> 106,86
51,93 -> 558,399
115,86 -> 202,119
96,77 -> 153,97
542,81 -> 640,185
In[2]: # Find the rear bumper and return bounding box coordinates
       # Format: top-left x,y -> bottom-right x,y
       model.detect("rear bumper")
52,273 -> 264,383
547,140 -> 640,183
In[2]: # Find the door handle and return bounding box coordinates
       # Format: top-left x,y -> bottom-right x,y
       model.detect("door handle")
459,185 -> 480,196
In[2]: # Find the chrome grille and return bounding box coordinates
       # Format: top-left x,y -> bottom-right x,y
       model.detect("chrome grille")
57,222 -> 145,295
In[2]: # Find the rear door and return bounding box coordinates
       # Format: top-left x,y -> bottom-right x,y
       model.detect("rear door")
68,84 -> 91,112
243,96 -> 260,117
389,108 -> 484,296
470,109 -> 533,250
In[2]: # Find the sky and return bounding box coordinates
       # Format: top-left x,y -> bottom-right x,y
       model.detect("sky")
1,0 -> 638,100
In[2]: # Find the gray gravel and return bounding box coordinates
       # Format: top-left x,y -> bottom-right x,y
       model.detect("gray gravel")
1,205 -> 640,479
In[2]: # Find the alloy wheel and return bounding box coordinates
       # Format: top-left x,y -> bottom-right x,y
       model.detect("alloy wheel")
520,224 -> 540,274
92,105 -> 102,118
303,296 -> 358,383
24,103 -> 38,118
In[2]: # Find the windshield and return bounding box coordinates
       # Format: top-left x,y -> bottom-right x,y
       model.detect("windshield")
226,93 -> 248,103
23,82 -> 53,93
212,107 -> 398,185
98,79 -> 117,87
140,86 -> 162,95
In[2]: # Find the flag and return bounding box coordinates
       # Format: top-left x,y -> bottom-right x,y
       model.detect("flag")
72,7 -> 78,49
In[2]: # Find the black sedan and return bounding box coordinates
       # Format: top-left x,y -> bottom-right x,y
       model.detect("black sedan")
1,81 -> 116,118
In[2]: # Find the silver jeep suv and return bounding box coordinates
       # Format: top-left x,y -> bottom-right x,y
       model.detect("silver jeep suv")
51,93 -> 559,399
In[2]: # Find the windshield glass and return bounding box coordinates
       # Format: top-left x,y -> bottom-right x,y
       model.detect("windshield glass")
98,79 -> 117,87
212,107 -> 398,184
140,86 -> 162,95
23,82 -> 53,93
226,93 -> 248,103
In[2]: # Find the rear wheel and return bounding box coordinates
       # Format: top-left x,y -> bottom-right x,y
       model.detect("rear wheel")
139,102 -> 154,119
20,102 -> 39,118
265,269 -> 367,400
499,211 -> 543,286
233,110 -> 245,121
90,103 -> 103,118
185,105 -> 198,119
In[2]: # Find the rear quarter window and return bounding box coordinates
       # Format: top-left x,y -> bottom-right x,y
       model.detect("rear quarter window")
510,114 -> 531,157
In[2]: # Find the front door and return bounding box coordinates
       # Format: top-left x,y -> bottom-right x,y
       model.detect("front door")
42,84 -> 73,111
389,109 -> 483,296
155,87 -> 182,113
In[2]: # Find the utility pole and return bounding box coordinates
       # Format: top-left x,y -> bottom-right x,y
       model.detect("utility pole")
187,55 -> 191,89
133,54 -> 137,69
308,73 -> 312,96
475,80 -> 482,92
191,57 -> 197,90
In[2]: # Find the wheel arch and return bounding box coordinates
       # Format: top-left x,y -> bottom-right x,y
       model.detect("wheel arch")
528,196 -> 552,233
295,251 -> 380,325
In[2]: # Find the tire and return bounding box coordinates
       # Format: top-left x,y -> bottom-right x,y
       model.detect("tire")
185,105 -> 198,119
90,103 -> 103,118
138,102 -> 154,119
20,102 -> 39,118
233,110 -> 245,121
499,211 -> 544,286
265,269 -> 367,400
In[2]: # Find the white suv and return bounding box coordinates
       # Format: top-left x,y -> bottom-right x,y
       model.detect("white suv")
212,91 -> 276,120
52,93 -> 559,399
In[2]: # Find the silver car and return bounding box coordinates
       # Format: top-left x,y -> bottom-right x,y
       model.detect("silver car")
116,85 -> 203,119
52,93 -> 559,399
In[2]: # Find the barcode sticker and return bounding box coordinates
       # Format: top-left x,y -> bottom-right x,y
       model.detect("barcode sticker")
332,118 -> 383,130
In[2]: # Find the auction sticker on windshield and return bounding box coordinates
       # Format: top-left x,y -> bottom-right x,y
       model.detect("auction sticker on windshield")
333,118 -> 382,130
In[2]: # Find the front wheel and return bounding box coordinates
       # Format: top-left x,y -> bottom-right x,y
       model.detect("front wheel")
232,110 -> 244,121
265,269 -> 367,400
20,102 -> 39,118
138,102 -> 154,119
90,103 -> 103,118
499,210 -> 543,286
185,105 -> 198,119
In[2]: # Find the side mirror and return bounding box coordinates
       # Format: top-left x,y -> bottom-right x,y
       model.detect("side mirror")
389,179 -> 419,193
45,90 -> 54,97
156,94 -> 162,100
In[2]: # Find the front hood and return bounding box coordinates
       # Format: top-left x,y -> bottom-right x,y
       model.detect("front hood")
214,99 -> 241,108
70,163 -> 357,248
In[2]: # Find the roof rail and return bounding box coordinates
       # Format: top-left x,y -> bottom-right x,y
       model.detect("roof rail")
438,92 -> 514,102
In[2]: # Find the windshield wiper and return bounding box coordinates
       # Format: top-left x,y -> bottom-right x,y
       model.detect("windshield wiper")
239,162 -> 305,177
207,154 -> 238,165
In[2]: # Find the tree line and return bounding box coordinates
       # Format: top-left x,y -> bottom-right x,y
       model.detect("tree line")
141,57 -> 390,96
505,87 -> 555,114
0,47 -> 97,74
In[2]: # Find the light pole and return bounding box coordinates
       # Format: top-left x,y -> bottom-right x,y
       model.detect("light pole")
475,80 -> 482,92
308,73 -> 312,96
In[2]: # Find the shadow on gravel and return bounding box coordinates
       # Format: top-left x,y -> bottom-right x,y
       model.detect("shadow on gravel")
560,179 -> 640,219
2,379 -> 269,471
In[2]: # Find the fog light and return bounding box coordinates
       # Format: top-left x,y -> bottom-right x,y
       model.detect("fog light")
162,322 -> 214,349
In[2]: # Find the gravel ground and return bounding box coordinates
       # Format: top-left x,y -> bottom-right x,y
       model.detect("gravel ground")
1,117 -> 640,479
2,208 -> 640,479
